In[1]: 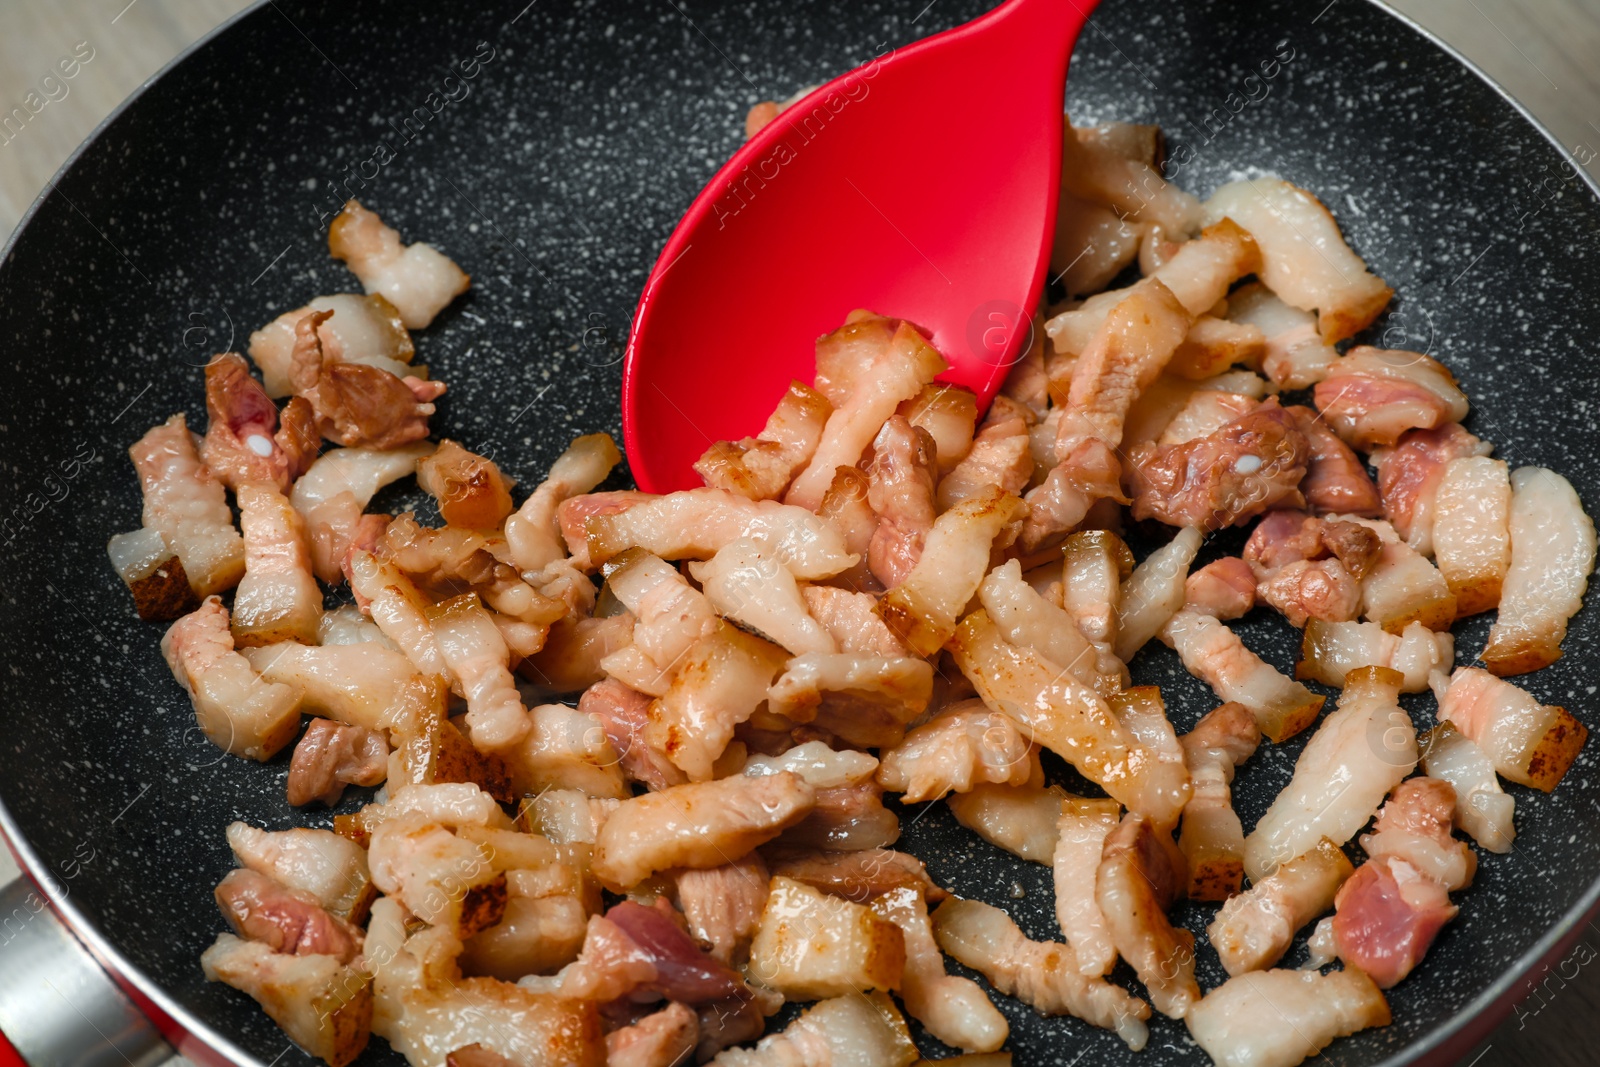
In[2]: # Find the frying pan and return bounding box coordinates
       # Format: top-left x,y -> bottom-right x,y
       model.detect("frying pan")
2,0 -> 1598,1064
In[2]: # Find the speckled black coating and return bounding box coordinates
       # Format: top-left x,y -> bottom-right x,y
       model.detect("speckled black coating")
2,0 -> 1598,1064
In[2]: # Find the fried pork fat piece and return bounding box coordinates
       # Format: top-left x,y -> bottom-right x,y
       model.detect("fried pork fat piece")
200,352 -> 318,492
289,309 -> 445,450
163,596 -> 301,760
328,199 -> 469,329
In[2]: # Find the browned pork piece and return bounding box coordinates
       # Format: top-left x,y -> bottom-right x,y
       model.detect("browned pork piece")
937,403 -> 1034,510
289,310 -> 445,449
877,485 -> 1025,656
863,415 -> 940,587
124,413 -> 246,597
290,443 -> 432,583
1243,667 -> 1415,881
585,487 -> 858,579
933,897 -> 1152,1050
242,638 -> 426,736
1227,284 -> 1341,390
247,292 -> 419,398
576,678 -> 681,791
1184,557 -> 1256,621
1160,610 -> 1324,743
709,992 -> 919,1067
1059,119 -> 1201,238
764,847 -> 945,906
1203,178 -> 1392,343
226,822 -> 376,923
201,934 -> 373,1067
200,353 -> 317,492
1435,667 -> 1587,790
1420,722 -> 1516,853
764,653 -> 933,749
1207,838 -> 1352,976
1344,516 -> 1457,633
367,813 -> 508,939
690,540 -> 837,656
748,876 -> 905,999
696,381 -> 831,501
592,773 -> 816,890
1178,702 -> 1261,901
1054,796 -> 1122,977
872,886 -> 1008,1053
1331,779 -> 1471,989
1313,348 -> 1469,451
1115,526 -> 1203,662
948,782 -> 1068,864
1371,423 -> 1488,553
163,597 -> 302,760
520,613 -> 633,694
1061,529 -> 1134,671
1185,968 -> 1390,1067
1096,813 -> 1199,1018
214,868 -> 363,962
876,700 -> 1039,803
328,199 -> 470,329
503,433 -> 620,575
1167,316 -> 1265,380
1481,467 -> 1596,675
979,560 -> 1118,694
1431,455 -> 1511,616
648,613 -> 796,767
676,853 -> 770,966
232,483 -> 321,652
415,440 -> 514,530
1296,618 -> 1453,692
106,526 -> 200,622
287,718 -> 388,806
900,382 -> 979,476
785,319 -> 948,511
597,550 -> 718,695
1127,400 -> 1310,531
1287,405 -> 1382,516
800,585 -> 907,656
363,898 -> 603,1067
1241,509 -> 1382,624
606,1003 -> 699,1067
952,610 -> 1192,826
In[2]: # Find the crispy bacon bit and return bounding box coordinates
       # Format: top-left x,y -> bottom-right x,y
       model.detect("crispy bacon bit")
1096,813 -> 1199,1018
1185,968 -> 1390,1067
287,718 -> 389,807
416,440 -> 515,531
289,310 -> 444,449
763,847 -> 946,905
214,868 -> 361,963
1179,702 -> 1260,901
327,199 -> 470,329
1313,347 -> 1469,450
1203,177 -> 1392,342
864,415 -> 939,588
785,320 -> 948,511
1481,467 -> 1597,675
579,678 -> 682,791
1184,557 -> 1256,621
1435,667 -> 1587,791
163,597 -> 302,761
1373,423 -> 1487,551
933,897 -> 1152,1051
107,527 -> 200,621
201,353 -> 318,492
695,381 -> 831,501
1243,667 -> 1414,881
129,413 -> 246,596
1127,399 -> 1309,531
1207,838 -> 1351,975
1289,405 -> 1381,516
591,773 -> 816,890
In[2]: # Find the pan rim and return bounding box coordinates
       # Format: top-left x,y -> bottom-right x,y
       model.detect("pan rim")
0,0 -> 1597,1064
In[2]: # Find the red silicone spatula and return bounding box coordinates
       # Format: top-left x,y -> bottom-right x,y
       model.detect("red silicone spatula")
621,0 -> 1098,493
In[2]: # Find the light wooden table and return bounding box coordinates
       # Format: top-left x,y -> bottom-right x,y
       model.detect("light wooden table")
2,2 -> 1598,1066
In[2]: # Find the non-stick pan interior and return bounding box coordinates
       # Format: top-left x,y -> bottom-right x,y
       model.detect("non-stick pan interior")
3,1 -> 1599,1064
